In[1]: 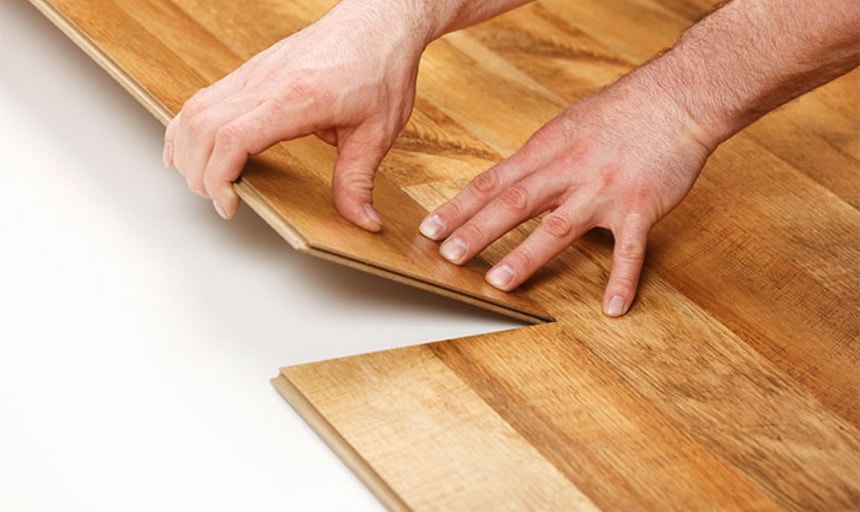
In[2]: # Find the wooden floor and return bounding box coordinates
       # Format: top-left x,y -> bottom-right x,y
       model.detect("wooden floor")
31,0 -> 859,509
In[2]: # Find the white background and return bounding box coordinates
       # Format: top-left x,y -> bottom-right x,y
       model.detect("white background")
0,3 -> 521,510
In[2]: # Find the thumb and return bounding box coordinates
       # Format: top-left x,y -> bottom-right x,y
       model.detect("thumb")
332,128 -> 390,232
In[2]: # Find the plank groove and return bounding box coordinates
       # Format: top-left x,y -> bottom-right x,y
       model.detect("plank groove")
29,0 -> 860,509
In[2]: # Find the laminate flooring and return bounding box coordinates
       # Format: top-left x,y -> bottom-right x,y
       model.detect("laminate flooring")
29,0 -> 859,509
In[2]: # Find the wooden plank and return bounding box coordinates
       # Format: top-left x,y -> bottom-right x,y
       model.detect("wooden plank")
278,325 -> 779,510
27,0 -> 551,323
270,1 -> 860,508
274,340 -> 601,512
28,0 -> 860,509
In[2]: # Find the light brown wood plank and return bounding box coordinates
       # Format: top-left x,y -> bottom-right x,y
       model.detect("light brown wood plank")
276,341 -> 601,512
413,0 -> 860,425
28,0 -> 551,323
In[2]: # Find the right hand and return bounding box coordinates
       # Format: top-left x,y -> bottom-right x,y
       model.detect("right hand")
162,3 -> 425,230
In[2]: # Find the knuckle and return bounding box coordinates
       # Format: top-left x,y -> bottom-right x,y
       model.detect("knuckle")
182,92 -> 208,117
186,114 -> 210,138
498,184 -> 530,214
469,170 -> 500,198
336,170 -> 374,196
282,72 -> 314,100
617,237 -> 647,262
540,213 -> 573,239
609,272 -> 640,293
214,122 -> 244,148
457,222 -> 487,245
505,248 -> 535,274
187,176 -> 207,197
204,177 -> 230,199
437,199 -> 464,223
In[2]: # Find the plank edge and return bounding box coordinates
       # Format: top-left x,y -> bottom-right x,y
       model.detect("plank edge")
235,180 -> 310,251
28,0 -> 552,325
25,0 -> 172,126
270,374 -> 412,512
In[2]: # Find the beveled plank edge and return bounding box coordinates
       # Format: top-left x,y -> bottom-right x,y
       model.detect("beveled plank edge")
241,178 -> 551,323
310,246 -> 551,324
234,180 -> 311,251
238,178 -> 550,323
26,0 -> 172,125
271,375 -> 412,512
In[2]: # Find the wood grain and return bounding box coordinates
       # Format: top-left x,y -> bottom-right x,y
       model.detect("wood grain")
28,0 -> 859,509
27,0 -> 551,325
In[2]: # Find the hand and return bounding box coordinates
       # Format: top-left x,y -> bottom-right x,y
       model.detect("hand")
418,68 -> 714,317
162,3 -> 426,230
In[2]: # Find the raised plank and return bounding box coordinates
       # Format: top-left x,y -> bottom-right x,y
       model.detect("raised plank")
27,0 -> 550,323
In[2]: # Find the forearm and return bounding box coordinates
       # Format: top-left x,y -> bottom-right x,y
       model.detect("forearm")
416,0 -> 537,38
646,0 -> 859,148
324,0 -> 535,51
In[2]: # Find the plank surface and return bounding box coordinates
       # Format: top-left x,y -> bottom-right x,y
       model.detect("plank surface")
27,0 -> 550,324
29,0 -> 860,510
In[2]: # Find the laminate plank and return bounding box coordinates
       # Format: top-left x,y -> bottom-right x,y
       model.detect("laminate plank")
275,340 -> 600,512
28,0 -> 551,323
29,0 -> 859,509
280,263 -> 859,510
270,3 -> 858,508
366,177 -> 860,508
413,0 -> 860,424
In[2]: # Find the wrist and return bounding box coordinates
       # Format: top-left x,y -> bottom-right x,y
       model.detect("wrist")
644,0 -> 860,150
635,45 -> 740,152
320,0 -> 437,58
611,55 -> 720,156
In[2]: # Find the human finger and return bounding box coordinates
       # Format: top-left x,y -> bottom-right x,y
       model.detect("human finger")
419,150 -> 540,242
331,127 -> 390,232
202,99 -> 321,219
163,112 -> 180,169
483,199 -> 593,291
436,171 -> 569,265
168,65 -> 255,179
174,94 -> 265,198
602,215 -> 650,317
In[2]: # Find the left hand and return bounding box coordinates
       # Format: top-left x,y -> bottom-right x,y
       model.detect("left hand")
418,68 -> 714,317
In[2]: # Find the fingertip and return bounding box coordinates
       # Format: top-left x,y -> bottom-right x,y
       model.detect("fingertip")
213,187 -> 240,220
213,200 -> 228,220
162,141 -> 174,168
486,263 -> 515,291
362,203 -> 383,232
332,179 -> 383,232
163,114 -> 180,168
333,194 -> 384,232
603,294 -> 630,317
419,213 -> 446,240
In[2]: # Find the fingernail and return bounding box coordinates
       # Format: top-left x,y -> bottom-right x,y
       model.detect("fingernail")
364,204 -> 383,229
440,237 -> 468,264
605,295 -> 627,317
419,214 -> 445,240
486,264 -> 514,289
213,200 -> 228,220
162,142 -> 173,168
